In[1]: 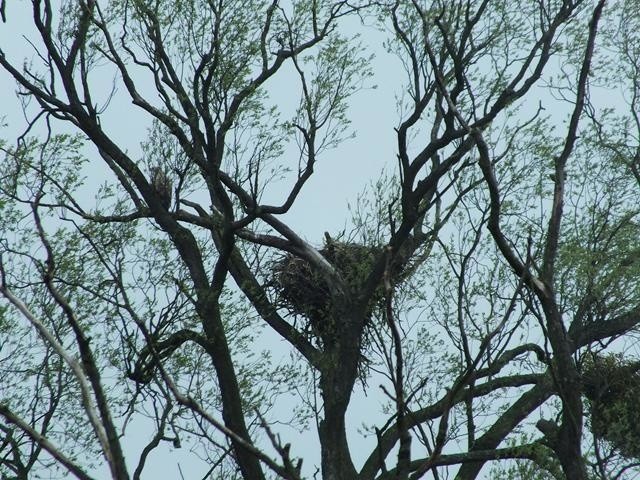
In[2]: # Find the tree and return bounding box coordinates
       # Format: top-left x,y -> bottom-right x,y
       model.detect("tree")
1,0 -> 639,479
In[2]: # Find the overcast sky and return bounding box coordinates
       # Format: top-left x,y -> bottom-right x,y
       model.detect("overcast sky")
1,3 -> 629,479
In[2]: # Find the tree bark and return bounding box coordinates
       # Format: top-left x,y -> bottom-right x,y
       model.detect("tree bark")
318,310 -> 362,480
198,297 -> 266,480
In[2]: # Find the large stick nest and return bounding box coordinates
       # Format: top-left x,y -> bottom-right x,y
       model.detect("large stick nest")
271,238 -> 397,343
582,354 -> 640,458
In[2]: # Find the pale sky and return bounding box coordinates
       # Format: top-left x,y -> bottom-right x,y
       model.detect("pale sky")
0,3 -> 630,480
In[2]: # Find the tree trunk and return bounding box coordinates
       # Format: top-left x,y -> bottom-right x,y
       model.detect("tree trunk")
318,310 -> 362,480
319,403 -> 357,480
552,396 -> 587,480
199,298 -> 266,480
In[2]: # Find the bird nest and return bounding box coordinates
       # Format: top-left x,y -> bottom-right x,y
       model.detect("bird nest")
271,239 -> 389,344
582,354 -> 640,458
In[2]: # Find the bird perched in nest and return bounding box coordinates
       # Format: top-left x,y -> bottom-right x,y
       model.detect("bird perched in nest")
150,166 -> 172,210
324,231 -> 335,255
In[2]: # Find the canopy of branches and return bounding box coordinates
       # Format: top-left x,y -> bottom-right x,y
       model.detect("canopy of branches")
1,1 -> 640,480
